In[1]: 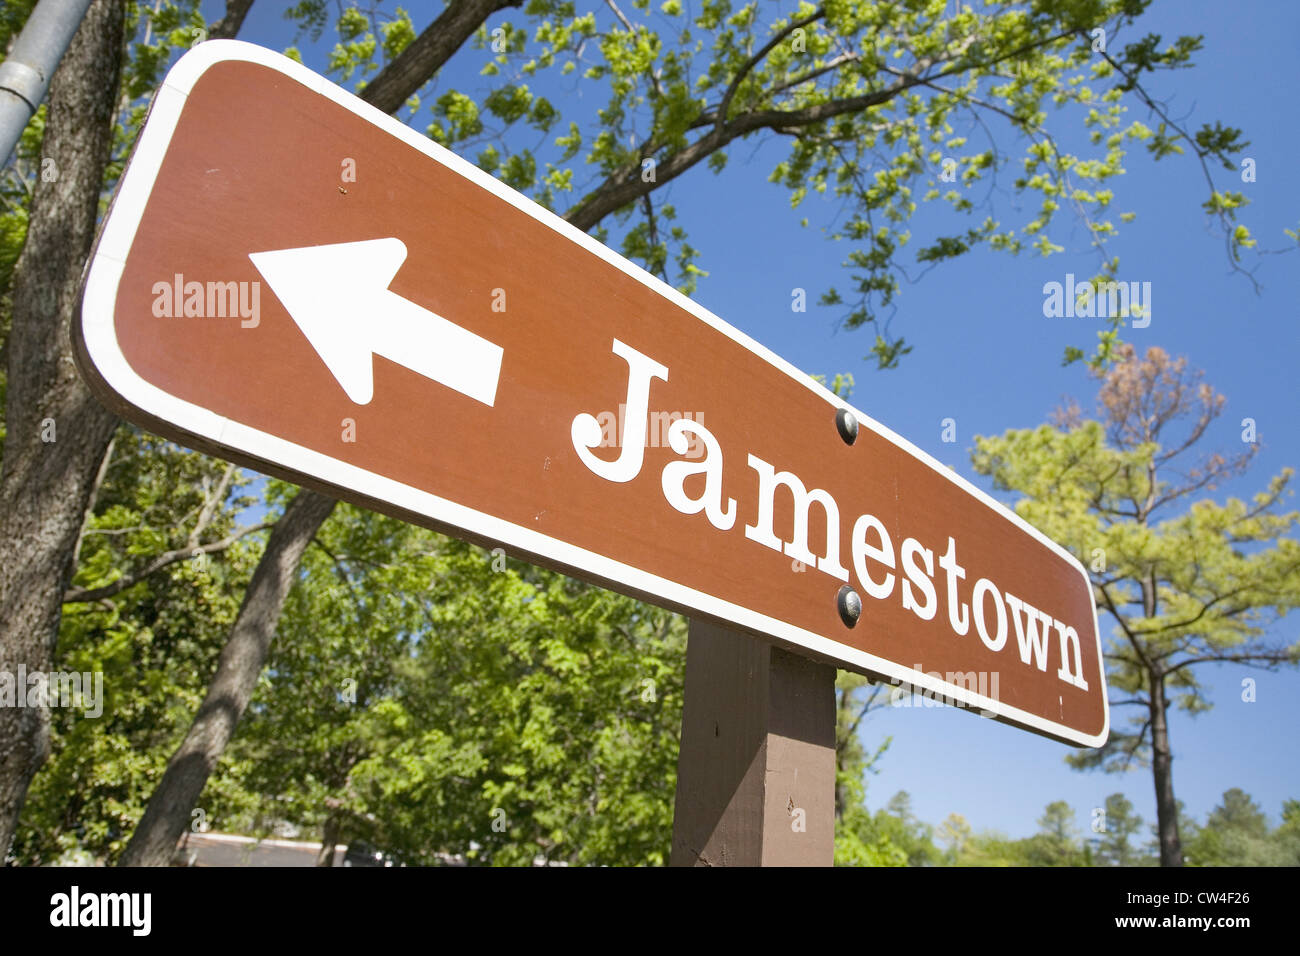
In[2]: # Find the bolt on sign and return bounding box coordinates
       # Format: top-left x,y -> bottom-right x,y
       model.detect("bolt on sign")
77,41 -> 1108,747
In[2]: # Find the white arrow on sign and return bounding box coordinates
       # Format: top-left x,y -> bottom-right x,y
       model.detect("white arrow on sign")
249,237 -> 503,406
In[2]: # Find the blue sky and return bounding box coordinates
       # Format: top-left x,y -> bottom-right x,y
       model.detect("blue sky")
204,0 -> 1299,843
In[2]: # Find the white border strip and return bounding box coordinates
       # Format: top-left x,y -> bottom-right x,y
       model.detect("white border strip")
79,41 -> 1107,747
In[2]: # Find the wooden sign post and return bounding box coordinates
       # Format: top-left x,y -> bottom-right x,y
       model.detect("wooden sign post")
77,41 -> 1108,868
672,620 -> 836,866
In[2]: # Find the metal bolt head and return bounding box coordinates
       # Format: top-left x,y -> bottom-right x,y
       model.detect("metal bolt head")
835,408 -> 858,445
837,585 -> 862,628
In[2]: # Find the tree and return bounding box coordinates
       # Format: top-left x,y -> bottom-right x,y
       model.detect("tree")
831,672 -> 904,866
973,346 -> 1300,866
344,543 -> 686,866
940,801 -> 1090,866
1022,799 -> 1085,866
217,497 -> 427,863
1206,787 -> 1269,835
950,829 -> 1029,866
1,0 -> 1273,857
543,0 -> 1268,368
870,791 -> 942,866
118,485 -> 336,864
1183,788 -> 1291,866
225,503 -> 688,866
937,812 -> 973,864
7,431 -> 260,864
1275,799 -> 1300,866
0,0 -> 125,856
1094,792 -> 1147,866
832,672 -> 890,813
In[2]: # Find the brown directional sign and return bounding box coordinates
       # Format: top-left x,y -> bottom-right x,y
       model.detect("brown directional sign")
77,41 -> 1108,747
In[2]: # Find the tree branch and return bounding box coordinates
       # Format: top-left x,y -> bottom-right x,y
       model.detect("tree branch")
1094,41 -> 1261,290
188,463 -> 237,549
357,0 -> 523,114
207,0 -> 255,41
563,25 -> 1079,233
1097,580 -> 1155,675
1163,648 -> 1296,676
716,8 -> 827,131
63,521 -> 273,604
70,432 -> 117,570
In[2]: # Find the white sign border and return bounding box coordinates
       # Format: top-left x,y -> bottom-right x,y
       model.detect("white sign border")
77,40 -> 1108,748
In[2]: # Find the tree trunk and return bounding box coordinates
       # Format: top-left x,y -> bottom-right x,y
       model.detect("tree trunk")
1149,672 -> 1183,866
0,0 -> 124,858
118,489 -> 337,866
316,812 -> 341,867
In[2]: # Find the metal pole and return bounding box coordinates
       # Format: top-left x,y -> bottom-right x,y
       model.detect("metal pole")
0,0 -> 95,164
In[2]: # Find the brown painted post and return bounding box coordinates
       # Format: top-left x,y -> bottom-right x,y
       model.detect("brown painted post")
670,618 -> 837,866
